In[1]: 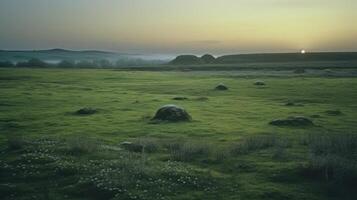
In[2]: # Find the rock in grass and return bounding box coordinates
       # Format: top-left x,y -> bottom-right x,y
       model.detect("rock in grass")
269,116 -> 314,127
75,107 -> 97,115
173,96 -> 188,101
325,110 -> 342,116
215,83 -> 228,91
152,105 -> 191,122
254,81 -> 266,86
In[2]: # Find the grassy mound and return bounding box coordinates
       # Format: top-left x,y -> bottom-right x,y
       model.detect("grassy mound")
152,105 -> 192,122
270,116 -> 314,127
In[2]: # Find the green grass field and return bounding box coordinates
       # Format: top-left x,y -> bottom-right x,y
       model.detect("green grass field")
1,68 -> 357,200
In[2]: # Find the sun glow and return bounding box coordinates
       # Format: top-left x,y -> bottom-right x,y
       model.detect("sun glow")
301,50 -> 306,54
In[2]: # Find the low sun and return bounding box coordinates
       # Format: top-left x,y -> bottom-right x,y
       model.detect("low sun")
301,49 -> 306,54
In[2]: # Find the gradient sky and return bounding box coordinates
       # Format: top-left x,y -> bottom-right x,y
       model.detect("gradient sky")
0,0 -> 356,54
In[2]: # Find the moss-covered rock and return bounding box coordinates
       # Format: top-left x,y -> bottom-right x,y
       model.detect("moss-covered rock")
152,105 -> 191,122
215,83 -> 228,91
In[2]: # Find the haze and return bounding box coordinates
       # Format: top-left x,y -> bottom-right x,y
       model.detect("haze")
1,0 -> 356,54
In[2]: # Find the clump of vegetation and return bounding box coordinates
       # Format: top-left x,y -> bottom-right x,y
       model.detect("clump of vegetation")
285,101 -> 295,106
231,135 -> 278,154
254,80 -> 266,86
211,147 -> 230,163
121,141 -> 143,152
64,137 -> 99,155
0,137 -> 218,200
215,83 -> 228,91
325,110 -> 343,116
152,105 -> 191,122
168,141 -> 211,162
269,116 -> 314,127
272,138 -> 292,160
75,107 -> 98,115
121,138 -> 159,153
302,134 -> 357,184
135,138 -> 160,153
172,96 -> 188,101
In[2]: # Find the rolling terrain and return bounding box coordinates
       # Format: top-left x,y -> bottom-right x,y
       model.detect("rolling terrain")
0,67 -> 356,200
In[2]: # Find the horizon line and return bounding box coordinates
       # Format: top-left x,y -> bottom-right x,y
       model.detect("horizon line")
1,48 -> 357,56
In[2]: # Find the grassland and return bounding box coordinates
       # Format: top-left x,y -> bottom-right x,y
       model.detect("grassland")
1,68 -> 357,200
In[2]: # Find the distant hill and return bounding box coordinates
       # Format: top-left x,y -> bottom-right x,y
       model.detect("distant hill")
170,52 -> 357,65
216,52 -> 357,64
34,48 -> 117,54
201,54 -> 216,64
170,54 -> 216,65
0,49 -> 124,63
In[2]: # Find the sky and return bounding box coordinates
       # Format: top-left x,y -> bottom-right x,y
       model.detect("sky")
0,0 -> 356,54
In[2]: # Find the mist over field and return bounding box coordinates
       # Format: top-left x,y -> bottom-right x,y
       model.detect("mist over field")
0,49 -> 174,66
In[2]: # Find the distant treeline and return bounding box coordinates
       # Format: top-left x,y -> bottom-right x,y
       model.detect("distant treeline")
170,52 -> 357,65
0,58 -> 163,68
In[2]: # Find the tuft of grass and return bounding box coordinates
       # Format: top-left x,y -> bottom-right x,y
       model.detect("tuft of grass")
168,141 -> 211,162
211,147 -> 229,163
64,137 -> 99,155
122,138 -> 159,153
135,137 -> 160,153
231,135 -> 278,155
302,134 -> 357,183
307,134 -> 357,158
